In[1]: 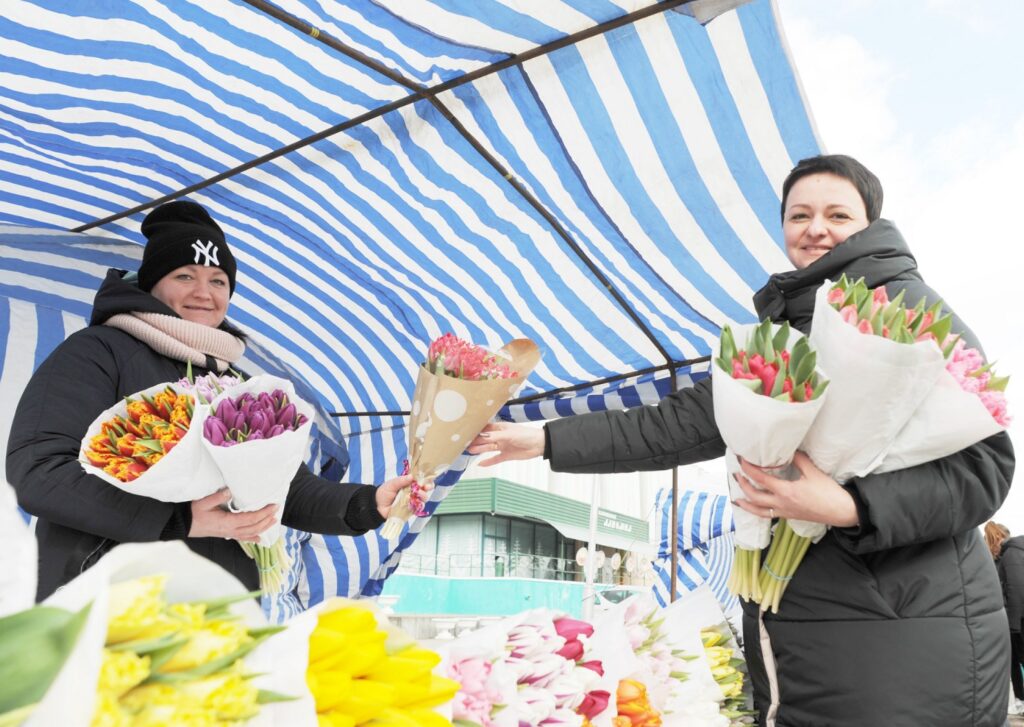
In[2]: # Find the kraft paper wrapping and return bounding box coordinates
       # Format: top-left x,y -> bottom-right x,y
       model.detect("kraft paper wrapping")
380,338 -> 540,540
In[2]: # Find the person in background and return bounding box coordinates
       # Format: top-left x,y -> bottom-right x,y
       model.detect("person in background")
992,521 -> 1024,715
470,155 -> 1015,726
7,200 -> 413,600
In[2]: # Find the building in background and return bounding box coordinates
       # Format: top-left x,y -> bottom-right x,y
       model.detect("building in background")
381,455 -> 728,618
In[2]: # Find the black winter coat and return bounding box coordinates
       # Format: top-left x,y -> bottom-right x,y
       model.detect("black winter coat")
7,269 -> 384,600
999,536 -> 1024,633
545,221 -> 1015,726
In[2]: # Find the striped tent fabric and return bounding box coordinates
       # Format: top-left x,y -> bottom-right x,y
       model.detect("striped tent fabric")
651,483 -> 740,624
0,0 -> 821,620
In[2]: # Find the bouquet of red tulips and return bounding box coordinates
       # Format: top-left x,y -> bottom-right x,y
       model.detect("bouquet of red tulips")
712,319 -> 829,605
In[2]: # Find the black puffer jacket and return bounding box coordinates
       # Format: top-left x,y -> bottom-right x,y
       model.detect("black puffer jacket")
999,536 -> 1024,633
7,269 -> 384,600
546,221 -> 1015,726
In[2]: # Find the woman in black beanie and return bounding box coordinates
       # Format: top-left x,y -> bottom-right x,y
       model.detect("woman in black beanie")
6,199 -> 413,600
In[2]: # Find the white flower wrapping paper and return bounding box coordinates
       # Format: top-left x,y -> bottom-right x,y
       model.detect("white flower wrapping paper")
801,281 -> 947,485
590,589 -> 736,726
874,367 -> 1005,474
660,585 -> 740,727
787,281 -> 949,541
0,479 -> 35,617
711,323 -> 827,549
436,608 -> 592,727
202,374 -> 314,547
77,381 -> 221,502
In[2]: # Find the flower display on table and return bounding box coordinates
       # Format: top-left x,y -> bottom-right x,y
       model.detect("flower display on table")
589,589 -> 753,727
380,334 -> 540,540
442,609 -> 605,726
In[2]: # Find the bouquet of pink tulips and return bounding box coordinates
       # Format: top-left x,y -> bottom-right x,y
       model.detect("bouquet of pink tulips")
380,334 -> 540,540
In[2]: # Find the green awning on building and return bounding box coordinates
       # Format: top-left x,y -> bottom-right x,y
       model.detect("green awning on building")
437,478 -> 654,554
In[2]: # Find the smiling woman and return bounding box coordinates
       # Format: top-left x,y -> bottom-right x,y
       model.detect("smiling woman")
469,154 -> 1015,726
150,265 -> 231,329
780,155 -> 879,270
5,199 -> 415,601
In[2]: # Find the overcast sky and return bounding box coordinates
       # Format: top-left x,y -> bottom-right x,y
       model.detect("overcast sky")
775,0 -> 1024,529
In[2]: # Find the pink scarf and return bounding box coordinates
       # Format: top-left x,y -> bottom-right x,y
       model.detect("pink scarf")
104,312 -> 245,371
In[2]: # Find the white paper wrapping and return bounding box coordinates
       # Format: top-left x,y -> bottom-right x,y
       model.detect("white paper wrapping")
203,374 -> 314,547
712,323 -> 826,549
802,281 -> 947,483
661,585 -> 743,723
0,478 -> 35,617
875,368 -> 1004,473
78,382 -> 221,502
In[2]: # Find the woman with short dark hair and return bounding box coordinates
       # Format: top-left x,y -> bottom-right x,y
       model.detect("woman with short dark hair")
470,155 -> 1015,726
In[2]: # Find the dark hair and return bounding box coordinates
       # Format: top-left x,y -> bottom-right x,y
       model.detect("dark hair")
780,154 -> 883,223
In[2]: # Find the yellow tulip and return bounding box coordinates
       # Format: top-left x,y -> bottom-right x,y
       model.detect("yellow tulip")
96,648 -> 149,698
122,680 -> 246,726
711,665 -> 735,680
321,680 -> 397,723
361,706 -> 424,726
390,707 -> 453,727
365,654 -> 434,686
175,669 -> 260,721
310,631 -> 388,674
700,630 -> 724,648
316,606 -> 377,635
157,619 -> 251,673
307,669 -> 354,711
90,692 -> 130,727
317,712 -> 357,727
106,576 -> 167,644
386,645 -> 441,669
120,683 -> 184,710
391,674 -> 461,710
126,702 -> 226,727
309,626 -> 369,658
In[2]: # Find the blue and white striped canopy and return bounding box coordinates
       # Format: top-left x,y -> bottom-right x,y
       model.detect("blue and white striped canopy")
0,0 -> 821,618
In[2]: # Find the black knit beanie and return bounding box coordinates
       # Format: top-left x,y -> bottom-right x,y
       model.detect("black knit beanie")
137,200 -> 237,295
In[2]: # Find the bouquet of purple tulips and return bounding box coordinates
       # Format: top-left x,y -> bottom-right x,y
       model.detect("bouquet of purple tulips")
203,390 -> 308,447
200,374 -> 314,595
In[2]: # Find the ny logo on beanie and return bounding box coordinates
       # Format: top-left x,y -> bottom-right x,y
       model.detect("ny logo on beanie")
138,200 -> 237,294
192,239 -> 220,266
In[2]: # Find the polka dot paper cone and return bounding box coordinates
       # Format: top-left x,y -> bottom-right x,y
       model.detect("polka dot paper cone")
380,338 -> 540,540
